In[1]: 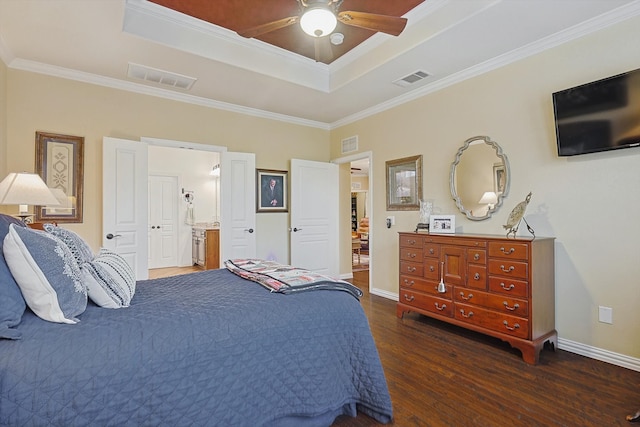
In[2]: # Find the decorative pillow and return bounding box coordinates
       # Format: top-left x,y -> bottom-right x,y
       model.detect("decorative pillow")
3,224 -> 87,324
81,248 -> 136,308
43,223 -> 94,264
0,214 -> 27,339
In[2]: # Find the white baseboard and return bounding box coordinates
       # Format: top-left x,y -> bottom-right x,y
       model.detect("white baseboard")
557,338 -> 640,372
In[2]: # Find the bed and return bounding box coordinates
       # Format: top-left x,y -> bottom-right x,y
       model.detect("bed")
0,216 -> 393,426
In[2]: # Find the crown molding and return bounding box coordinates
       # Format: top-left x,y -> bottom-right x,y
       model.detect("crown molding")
329,0 -> 640,129
8,58 -> 330,130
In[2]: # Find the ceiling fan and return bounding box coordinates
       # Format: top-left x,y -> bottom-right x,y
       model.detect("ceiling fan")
237,0 -> 408,57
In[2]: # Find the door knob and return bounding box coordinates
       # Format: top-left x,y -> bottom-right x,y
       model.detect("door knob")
292,227 -> 302,232
244,228 -> 254,233
106,233 -> 122,240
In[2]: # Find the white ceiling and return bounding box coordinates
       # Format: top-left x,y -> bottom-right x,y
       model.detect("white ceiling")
1,0 -> 639,129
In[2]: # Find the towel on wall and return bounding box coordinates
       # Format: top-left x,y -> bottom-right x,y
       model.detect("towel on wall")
185,203 -> 195,225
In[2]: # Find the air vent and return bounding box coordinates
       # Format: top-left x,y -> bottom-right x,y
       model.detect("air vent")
127,63 -> 197,90
393,70 -> 430,87
341,135 -> 359,154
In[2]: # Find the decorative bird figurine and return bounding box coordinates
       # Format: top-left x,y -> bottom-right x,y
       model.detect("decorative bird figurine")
503,192 -> 533,239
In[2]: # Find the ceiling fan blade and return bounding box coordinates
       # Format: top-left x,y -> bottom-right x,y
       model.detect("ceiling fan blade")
314,36 -> 333,64
337,11 -> 407,36
237,16 -> 299,39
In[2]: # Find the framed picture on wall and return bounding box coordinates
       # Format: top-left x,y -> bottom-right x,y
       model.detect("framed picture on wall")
256,169 -> 288,213
385,155 -> 422,211
35,131 -> 84,223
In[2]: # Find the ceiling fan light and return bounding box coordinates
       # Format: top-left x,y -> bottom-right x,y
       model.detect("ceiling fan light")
300,7 -> 337,37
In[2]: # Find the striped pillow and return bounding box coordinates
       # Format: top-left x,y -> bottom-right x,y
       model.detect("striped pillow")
81,248 -> 135,308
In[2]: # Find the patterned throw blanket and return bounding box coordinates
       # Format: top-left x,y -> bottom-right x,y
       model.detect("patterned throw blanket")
225,259 -> 363,300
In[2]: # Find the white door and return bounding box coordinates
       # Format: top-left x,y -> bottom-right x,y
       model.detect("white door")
220,152 -> 256,261
148,175 -> 178,269
290,159 -> 339,276
102,137 -> 149,280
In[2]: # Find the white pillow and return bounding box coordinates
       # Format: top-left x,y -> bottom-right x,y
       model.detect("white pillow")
43,223 -> 94,264
3,224 -> 87,324
81,248 -> 136,308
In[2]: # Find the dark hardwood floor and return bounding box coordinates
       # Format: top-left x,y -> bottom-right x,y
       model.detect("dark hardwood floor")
336,269 -> 640,426
150,267 -> 640,426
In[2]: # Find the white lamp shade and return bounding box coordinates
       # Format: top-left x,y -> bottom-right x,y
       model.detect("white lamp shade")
300,7 -> 337,37
0,172 -> 61,207
478,191 -> 498,205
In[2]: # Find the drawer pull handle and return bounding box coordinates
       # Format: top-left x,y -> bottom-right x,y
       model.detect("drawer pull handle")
503,320 -> 520,331
460,309 -> 473,318
429,248 -> 435,254
474,253 -> 480,261
408,239 -> 416,245
408,253 -> 416,258
473,273 -> 480,280
503,302 -> 520,311
435,303 -> 447,311
500,247 -> 516,254
459,292 -> 473,301
500,265 -> 515,273
407,266 -> 416,273
500,283 -> 515,291
429,266 -> 435,272
404,279 -> 415,286
403,294 -> 415,302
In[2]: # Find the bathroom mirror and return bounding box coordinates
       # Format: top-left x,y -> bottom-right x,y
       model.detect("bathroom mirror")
449,136 -> 510,221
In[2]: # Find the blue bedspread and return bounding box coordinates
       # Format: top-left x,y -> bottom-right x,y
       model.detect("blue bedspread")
0,269 -> 392,426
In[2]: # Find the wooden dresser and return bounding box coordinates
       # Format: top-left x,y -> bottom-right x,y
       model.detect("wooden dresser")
192,227 -> 220,270
397,232 -> 556,364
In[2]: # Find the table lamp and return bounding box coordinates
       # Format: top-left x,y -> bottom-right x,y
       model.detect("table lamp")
0,172 -> 60,223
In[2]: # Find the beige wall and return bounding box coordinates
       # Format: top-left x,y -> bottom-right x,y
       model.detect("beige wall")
2,16 -> 639,362
332,16 -> 640,358
3,70 -> 329,253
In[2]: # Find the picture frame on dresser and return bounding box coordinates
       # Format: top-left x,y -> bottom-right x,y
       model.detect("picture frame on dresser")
35,131 -> 84,223
429,215 -> 455,234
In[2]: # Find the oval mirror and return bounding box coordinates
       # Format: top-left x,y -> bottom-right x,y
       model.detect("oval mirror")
449,136 -> 510,221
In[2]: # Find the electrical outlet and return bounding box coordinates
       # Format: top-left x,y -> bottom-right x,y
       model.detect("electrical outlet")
598,306 -> 613,324
386,216 -> 395,226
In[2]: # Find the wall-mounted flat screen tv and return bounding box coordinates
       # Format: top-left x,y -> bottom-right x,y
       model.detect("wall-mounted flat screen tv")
552,68 -> 640,156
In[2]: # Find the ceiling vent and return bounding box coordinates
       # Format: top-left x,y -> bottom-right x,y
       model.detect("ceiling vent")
127,63 -> 197,90
341,135 -> 359,154
393,70 -> 430,87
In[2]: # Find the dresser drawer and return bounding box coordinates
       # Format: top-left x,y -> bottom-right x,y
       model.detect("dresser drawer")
423,258 -> 439,280
399,290 -> 452,317
400,234 -> 423,249
466,264 -> 487,290
455,303 -> 529,339
400,248 -> 423,261
488,242 -> 529,260
423,243 -> 440,258
400,261 -> 423,277
488,276 -> 529,298
488,259 -> 528,280
467,248 -> 486,264
455,288 -> 529,317
400,275 -> 452,298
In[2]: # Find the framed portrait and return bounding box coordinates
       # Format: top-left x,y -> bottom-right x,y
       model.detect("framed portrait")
429,215 -> 456,234
494,162 -> 506,195
385,155 -> 422,211
256,169 -> 288,213
35,131 -> 84,223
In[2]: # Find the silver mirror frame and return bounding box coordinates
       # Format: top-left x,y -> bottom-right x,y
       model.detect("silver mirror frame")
449,135 -> 510,221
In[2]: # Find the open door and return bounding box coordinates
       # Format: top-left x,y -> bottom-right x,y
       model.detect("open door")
102,137 -> 149,280
220,152 -> 256,261
290,159 -> 339,277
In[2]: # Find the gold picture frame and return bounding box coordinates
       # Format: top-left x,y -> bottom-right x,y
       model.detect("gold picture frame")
35,131 -> 84,223
386,155 -> 423,211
